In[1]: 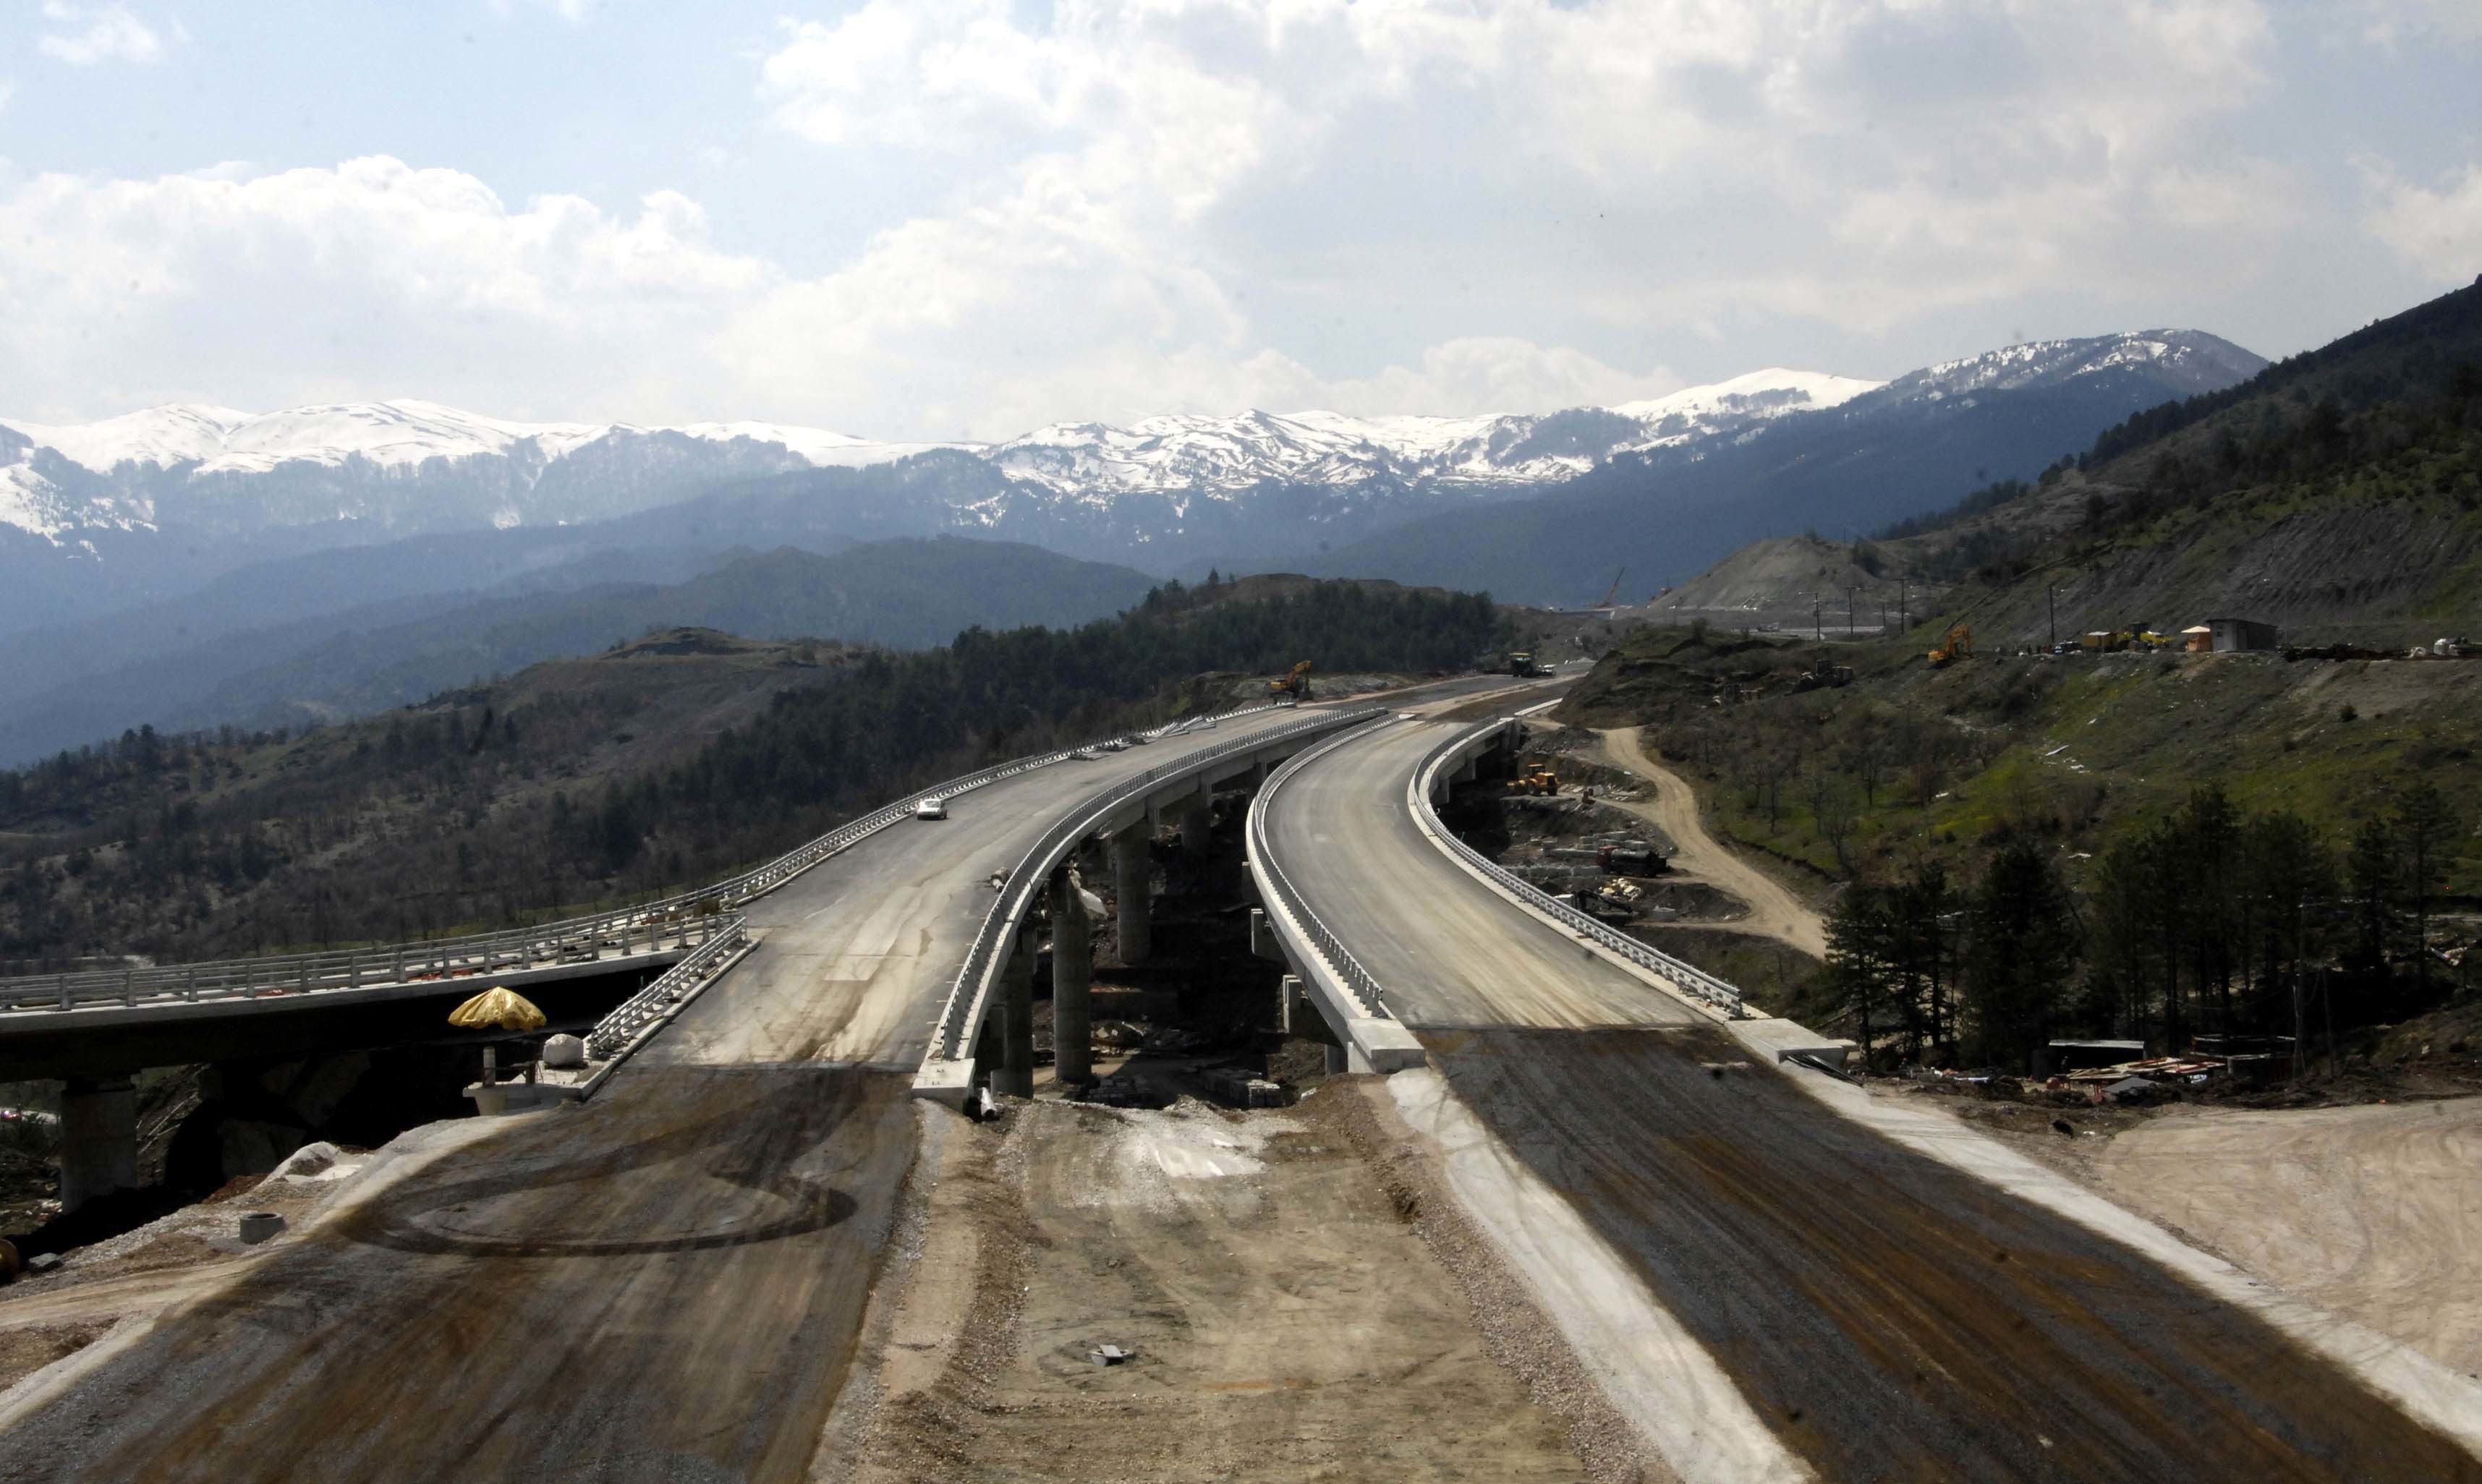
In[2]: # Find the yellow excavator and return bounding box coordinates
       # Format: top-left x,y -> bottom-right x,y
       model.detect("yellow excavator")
1268,660 -> 1313,700
1927,623 -> 1973,668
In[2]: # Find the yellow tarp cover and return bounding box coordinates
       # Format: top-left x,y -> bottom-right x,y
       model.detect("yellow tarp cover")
447,986 -> 548,1031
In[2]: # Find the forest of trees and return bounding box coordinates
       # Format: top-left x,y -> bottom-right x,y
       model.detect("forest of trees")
0,577 -> 1510,968
1825,780 -> 2466,1074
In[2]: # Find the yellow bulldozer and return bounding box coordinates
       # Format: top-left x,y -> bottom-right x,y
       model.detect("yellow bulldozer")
1268,660 -> 1313,700
1927,623 -> 1973,668
1512,765 -> 1560,796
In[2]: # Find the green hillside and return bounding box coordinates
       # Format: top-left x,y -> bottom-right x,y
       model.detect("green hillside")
1560,282 -> 2482,1072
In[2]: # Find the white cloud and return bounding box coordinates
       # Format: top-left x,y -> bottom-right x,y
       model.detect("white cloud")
2365,164 -> 2482,282
4,2 -> 2358,439
0,79 -> 15,114
37,3 -> 168,66
734,0 -> 2291,422
0,158 -> 770,423
2360,0 -> 2482,47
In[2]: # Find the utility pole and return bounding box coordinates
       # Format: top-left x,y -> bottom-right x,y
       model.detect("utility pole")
1899,579 -> 1908,633
1813,592 -> 1823,642
2048,585 -> 2057,651
1847,586 -> 1856,637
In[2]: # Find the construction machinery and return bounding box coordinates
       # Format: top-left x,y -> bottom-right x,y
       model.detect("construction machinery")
1596,567 -> 1627,611
1267,660 -> 1313,700
1926,623 -> 1973,667
1513,765 -> 1560,796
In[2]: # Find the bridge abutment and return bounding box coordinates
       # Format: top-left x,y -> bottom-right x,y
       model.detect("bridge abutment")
59,1074 -> 137,1212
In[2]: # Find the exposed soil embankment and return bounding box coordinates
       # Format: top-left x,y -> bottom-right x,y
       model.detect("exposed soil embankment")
1426,1024 -> 2482,1484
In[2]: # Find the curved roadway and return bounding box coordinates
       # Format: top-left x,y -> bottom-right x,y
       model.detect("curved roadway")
0,703 -> 1340,1484
1261,712 -> 2482,1484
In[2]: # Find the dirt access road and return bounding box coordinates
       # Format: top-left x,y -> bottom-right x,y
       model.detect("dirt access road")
1589,727 -> 1825,960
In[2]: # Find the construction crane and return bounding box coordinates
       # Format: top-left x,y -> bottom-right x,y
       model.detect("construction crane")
1597,567 -> 1627,610
1926,623 -> 1974,668
1267,660 -> 1313,699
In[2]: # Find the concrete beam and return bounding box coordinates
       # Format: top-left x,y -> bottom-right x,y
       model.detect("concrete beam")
59,1074 -> 137,1212
1050,868 -> 1094,1086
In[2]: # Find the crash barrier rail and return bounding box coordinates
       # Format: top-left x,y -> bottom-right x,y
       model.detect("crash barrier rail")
583,915 -> 751,1061
1244,717 -> 1401,1019
925,704 -> 1390,1066
1411,718 -> 1749,1019
1,699 -> 1287,1019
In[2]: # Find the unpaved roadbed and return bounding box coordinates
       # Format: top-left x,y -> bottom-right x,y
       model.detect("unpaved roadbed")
855,1083 -> 1618,1483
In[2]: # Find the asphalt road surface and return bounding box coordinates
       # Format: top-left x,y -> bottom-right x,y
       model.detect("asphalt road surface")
1265,718 -> 2482,1483
1263,713 -> 1700,1028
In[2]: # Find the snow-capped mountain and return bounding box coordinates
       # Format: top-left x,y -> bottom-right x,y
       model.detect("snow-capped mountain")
0,369 -> 1885,546
1851,330 -> 2264,414
0,401 -> 957,545
0,328 -> 2262,583
986,369 -> 1877,499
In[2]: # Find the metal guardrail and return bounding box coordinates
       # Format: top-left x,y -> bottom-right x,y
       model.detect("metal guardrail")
923,704 -> 1387,1066
1411,720 -> 1749,1019
1244,719 -> 1399,1018
1,701 -> 1287,1020
583,915 -> 752,1060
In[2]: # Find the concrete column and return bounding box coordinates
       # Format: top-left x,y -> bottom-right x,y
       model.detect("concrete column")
1179,796 -> 1213,856
59,1074 -> 138,1212
996,929 -> 1035,1099
1324,1044 -> 1348,1075
1279,973 -> 1303,1034
1050,869 -> 1093,1086
1112,824 -> 1152,965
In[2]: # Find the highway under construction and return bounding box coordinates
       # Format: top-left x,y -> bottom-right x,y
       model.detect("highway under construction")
0,675 -> 2475,1483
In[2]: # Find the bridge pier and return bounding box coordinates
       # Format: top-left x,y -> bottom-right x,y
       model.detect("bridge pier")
1050,868 -> 1093,1086
1178,796 -> 1212,856
59,1074 -> 137,1212
996,929 -> 1035,1099
1112,824 -> 1152,965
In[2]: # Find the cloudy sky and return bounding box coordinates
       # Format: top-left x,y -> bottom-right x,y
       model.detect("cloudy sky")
0,1 -> 2475,440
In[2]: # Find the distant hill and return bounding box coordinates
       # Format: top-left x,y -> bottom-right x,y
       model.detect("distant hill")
0,537 -> 1160,765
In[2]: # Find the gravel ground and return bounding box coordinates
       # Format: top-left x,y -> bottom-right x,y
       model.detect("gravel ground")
853,1084 -> 1603,1483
